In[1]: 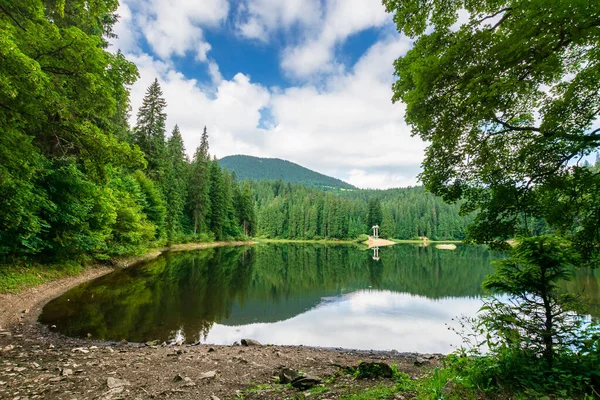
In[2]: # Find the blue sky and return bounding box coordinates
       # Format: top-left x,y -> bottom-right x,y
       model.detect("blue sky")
111,0 -> 425,188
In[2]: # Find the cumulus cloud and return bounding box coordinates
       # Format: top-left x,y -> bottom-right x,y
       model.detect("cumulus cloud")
112,0 -> 228,61
236,0 -> 322,41
281,0 -> 390,78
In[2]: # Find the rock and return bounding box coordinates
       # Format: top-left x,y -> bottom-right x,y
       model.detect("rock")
48,377 -> 62,383
107,377 -> 130,389
355,362 -> 394,379
0,331 -> 12,337
291,376 -> 322,390
87,333 -> 92,338
72,347 -> 89,353
183,377 -> 196,387
232,341 -> 240,346
50,325 -> 57,330
48,344 -> 55,349
241,338 -> 261,347
199,370 -> 217,380
61,368 -> 73,376
207,347 -> 215,353
442,379 -> 456,395
3,345 -> 14,351
278,368 -> 300,384
145,340 -> 160,347
22,309 -> 29,314
120,339 -> 128,346
414,357 -> 429,366
14,367 -> 26,372
211,396 -> 221,400
173,374 -> 184,382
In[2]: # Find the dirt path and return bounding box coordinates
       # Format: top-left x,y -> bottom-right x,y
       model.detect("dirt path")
0,240 -> 443,399
363,236 -> 397,249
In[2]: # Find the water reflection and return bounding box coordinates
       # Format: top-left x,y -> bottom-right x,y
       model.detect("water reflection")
38,243 -> 600,352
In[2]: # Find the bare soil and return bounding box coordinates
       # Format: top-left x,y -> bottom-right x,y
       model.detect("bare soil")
0,242 -> 441,400
363,236 -> 397,249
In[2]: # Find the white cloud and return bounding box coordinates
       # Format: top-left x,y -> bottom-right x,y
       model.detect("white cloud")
112,0 -> 228,61
281,0 -> 390,78
111,2 -> 139,53
236,0 -> 322,41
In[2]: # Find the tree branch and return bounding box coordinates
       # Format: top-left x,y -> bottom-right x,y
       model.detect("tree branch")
492,118 -> 541,133
0,4 -> 27,31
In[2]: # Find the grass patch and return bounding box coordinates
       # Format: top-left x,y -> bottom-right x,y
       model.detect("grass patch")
0,261 -> 85,294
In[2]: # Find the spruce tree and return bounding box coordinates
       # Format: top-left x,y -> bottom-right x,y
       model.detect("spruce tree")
237,181 -> 256,236
133,78 -> 167,179
367,198 -> 382,230
208,157 -> 225,240
164,125 -> 189,241
188,127 -> 211,235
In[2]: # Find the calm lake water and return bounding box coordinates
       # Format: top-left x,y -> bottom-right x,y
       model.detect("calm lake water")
39,243 -> 600,353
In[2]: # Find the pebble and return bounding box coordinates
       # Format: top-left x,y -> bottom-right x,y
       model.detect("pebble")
199,370 -> 217,379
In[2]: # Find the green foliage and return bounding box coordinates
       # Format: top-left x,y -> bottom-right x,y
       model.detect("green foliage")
208,158 -> 225,240
219,154 -> 356,190
164,125 -> 189,242
133,78 -> 167,178
0,262 -> 84,293
367,198 -> 382,229
445,237 -> 600,397
482,236 -> 584,366
188,127 -> 211,235
384,0 -> 600,258
252,182 -> 472,240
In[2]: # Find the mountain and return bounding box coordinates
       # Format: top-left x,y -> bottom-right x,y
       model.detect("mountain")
218,155 -> 356,190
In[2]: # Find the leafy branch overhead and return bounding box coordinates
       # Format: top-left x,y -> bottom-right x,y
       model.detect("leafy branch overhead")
384,0 -> 600,258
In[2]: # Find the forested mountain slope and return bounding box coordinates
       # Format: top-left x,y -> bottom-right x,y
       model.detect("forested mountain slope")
219,155 -> 356,190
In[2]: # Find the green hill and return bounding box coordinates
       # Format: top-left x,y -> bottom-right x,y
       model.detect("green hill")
218,155 -> 356,190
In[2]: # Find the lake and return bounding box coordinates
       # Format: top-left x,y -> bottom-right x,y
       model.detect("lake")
39,243 -> 600,353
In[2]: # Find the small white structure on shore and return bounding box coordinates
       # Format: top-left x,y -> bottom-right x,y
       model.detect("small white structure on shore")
372,225 -> 380,239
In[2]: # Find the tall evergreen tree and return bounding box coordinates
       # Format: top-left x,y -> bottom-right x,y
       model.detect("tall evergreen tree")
237,181 -> 256,236
188,127 -> 211,234
133,78 -> 167,179
208,157 -> 225,240
367,198 -> 383,230
164,125 -> 189,241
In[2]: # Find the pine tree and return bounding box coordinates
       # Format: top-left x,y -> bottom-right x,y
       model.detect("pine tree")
133,78 -> 168,179
237,181 -> 256,237
164,125 -> 189,241
367,198 -> 382,230
188,127 -> 211,235
221,169 -> 241,238
208,157 -> 225,240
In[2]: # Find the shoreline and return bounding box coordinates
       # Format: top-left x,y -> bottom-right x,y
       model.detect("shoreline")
0,240 -> 256,329
0,238 -> 444,399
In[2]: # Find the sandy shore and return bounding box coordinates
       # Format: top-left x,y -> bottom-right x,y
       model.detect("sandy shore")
363,236 -> 397,249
